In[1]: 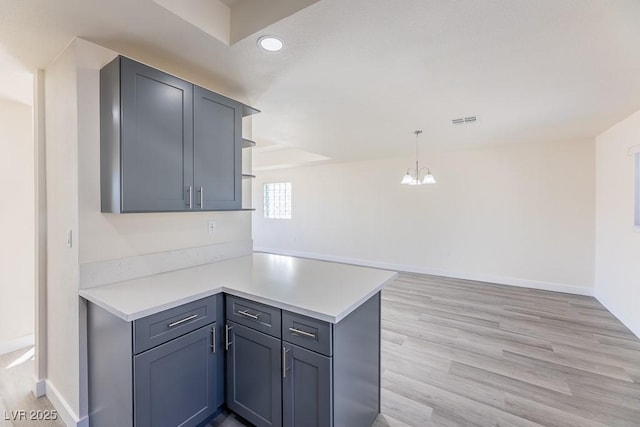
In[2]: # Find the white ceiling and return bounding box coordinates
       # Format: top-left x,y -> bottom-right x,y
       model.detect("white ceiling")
1,0 -> 639,161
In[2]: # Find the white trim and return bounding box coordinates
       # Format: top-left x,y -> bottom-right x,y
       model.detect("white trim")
254,247 -> 594,296
0,334 -> 34,356
595,291 -> 640,339
33,66 -> 49,405
32,378 -> 46,398
635,152 -> 640,227
45,381 -> 88,427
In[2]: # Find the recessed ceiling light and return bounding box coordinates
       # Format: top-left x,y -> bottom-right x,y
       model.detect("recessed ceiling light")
258,36 -> 284,52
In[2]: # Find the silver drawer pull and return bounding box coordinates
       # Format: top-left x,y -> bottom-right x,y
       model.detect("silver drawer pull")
288,327 -> 316,339
238,310 -> 259,320
168,314 -> 198,328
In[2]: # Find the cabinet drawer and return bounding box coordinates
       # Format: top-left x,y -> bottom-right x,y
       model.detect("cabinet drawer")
226,295 -> 281,338
282,311 -> 333,357
134,295 -> 217,354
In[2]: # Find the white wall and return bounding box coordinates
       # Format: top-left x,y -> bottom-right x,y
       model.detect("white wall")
45,38 -> 254,425
595,109 -> 640,338
254,138 -> 595,294
0,99 -> 34,345
75,41 -> 252,265
45,41 -> 83,425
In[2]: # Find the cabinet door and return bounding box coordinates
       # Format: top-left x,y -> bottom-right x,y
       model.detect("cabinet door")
283,343 -> 332,427
226,321 -> 282,427
134,323 -> 218,427
120,57 -> 193,212
193,86 -> 242,210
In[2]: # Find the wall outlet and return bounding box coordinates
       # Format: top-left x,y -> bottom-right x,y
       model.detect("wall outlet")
207,220 -> 216,234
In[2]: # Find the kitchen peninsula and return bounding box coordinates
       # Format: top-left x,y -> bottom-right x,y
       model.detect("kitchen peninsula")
80,253 -> 397,427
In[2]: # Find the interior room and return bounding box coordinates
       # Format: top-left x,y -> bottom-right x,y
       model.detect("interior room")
0,1 -> 639,426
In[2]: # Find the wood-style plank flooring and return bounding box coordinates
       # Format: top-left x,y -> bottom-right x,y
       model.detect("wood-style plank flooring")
0,348 -> 63,427
373,272 -> 640,427
1,272 -> 639,426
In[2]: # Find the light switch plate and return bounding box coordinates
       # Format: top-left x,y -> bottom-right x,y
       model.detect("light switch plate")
208,220 -> 216,234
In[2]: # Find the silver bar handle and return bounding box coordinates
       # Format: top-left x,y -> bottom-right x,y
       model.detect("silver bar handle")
288,327 -> 316,339
200,186 -> 204,209
238,310 -> 259,320
211,326 -> 216,353
225,324 -> 232,351
168,314 -> 198,328
282,346 -> 288,378
187,186 -> 193,209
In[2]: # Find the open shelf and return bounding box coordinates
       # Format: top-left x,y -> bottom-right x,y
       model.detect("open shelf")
241,104 -> 260,117
242,138 -> 256,149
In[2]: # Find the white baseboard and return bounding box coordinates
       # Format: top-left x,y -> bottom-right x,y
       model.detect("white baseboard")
45,381 -> 88,427
594,291 -> 640,339
254,247 -> 594,296
0,334 -> 34,356
32,378 -> 46,398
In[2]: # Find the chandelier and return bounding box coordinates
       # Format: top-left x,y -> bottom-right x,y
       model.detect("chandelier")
401,130 -> 436,185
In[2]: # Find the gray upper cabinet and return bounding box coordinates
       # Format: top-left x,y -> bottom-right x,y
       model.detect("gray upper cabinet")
101,56 -> 249,213
193,86 -> 241,210
101,57 -> 193,213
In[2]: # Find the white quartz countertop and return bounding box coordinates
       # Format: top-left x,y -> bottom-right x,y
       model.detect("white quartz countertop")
79,253 -> 397,323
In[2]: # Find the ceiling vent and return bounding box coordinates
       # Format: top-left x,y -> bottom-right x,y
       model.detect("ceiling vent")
452,115 -> 479,125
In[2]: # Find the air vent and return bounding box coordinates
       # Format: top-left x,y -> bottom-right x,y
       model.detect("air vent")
452,115 -> 479,125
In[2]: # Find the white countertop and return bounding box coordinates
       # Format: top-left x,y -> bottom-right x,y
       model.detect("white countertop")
79,253 -> 397,323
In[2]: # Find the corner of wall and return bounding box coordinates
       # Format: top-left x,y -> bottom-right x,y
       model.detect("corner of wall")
593,109 -> 640,339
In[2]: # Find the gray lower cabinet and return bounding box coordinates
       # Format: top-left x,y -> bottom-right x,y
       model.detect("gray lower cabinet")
134,324 -> 218,427
88,292 -> 380,427
87,294 -> 224,427
282,343 -> 332,427
224,293 -> 381,427
225,321 -> 282,427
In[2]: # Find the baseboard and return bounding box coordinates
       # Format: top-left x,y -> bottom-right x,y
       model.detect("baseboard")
0,334 -> 34,356
45,381 -> 88,427
594,291 -> 640,339
254,247 -> 594,296
32,378 -> 46,398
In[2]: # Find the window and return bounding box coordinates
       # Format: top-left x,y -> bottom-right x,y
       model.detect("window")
264,182 -> 292,219
636,153 -> 640,227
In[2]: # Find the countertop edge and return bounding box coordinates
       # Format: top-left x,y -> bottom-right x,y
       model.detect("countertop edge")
79,257 -> 399,324
80,287 -> 225,322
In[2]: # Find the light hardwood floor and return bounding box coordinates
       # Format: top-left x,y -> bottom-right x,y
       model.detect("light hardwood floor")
2,272 -> 639,426
373,272 -> 640,427
0,348 -> 63,427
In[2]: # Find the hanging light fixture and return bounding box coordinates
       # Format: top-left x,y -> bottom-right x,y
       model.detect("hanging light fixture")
401,130 -> 436,185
